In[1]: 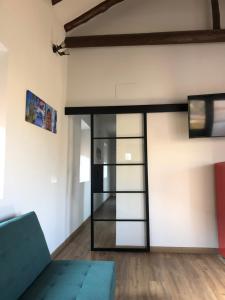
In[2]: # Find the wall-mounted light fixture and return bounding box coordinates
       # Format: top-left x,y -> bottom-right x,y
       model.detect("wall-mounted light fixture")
52,42 -> 70,56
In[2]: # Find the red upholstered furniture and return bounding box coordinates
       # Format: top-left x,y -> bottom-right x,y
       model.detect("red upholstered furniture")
215,162 -> 225,258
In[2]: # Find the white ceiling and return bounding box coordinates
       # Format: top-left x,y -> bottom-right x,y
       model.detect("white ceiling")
53,0 -> 103,25
53,0 -> 225,36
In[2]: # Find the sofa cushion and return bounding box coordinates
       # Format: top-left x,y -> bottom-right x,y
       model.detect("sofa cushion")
20,260 -> 116,300
0,212 -> 51,300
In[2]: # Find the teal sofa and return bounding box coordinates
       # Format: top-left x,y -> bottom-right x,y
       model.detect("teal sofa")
0,212 -> 115,300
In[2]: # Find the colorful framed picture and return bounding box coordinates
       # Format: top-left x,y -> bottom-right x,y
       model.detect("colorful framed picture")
25,90 -> 57,134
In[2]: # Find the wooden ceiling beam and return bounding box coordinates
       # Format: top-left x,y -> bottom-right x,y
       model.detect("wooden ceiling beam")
65,29 -> 225,48
64,0 -> 126,32
211,0 -> 221,30
65,104 -> 188,115
52,0 -> 62,5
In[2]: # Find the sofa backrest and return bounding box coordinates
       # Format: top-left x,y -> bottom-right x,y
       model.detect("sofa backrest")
0,212 -> 51,300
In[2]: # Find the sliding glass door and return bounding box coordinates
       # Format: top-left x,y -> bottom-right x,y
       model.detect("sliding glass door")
91,113 -> 149,251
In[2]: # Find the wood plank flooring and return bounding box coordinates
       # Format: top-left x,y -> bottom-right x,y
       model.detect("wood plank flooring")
56,217 -> 225,300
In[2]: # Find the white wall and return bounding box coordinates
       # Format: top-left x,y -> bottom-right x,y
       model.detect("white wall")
66,0 -> 225,248
67,0 -> 225,107
66,116 -> 91,233
0,48 -> 8,201
0,0 -> 69,252
148,112 -> 225,248
67,44 -> 225,107
0,47 -> 8,127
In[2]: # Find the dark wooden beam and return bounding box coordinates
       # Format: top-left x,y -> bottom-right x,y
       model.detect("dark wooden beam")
52,0 -> 62,5
211,0 -> 221,30
65,104 -> 188,115
64,0 -> 126,32
65,29 -> 225,48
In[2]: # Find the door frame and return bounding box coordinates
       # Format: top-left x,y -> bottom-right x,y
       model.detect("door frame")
90,112 -> 150,252
65,103 -> 188,252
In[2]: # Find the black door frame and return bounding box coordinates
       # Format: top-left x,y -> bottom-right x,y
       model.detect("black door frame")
91,113 -> 150,252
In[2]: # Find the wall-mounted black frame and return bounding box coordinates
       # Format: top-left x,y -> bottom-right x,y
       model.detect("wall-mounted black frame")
188,93 -> 225,138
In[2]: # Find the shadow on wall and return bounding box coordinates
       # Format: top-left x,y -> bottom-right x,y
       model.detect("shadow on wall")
0,206 -> 16,223
147,112 -> 220,248
65,115 -> 91,236
188,164 -> 217,246
170,111 -> 189,140
0,43 -> 17,222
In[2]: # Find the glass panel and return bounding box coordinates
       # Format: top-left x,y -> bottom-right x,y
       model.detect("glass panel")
103,166 -> 116,191
93,193 -> 116,219
116,114 -> 143,137
94,221 -> 116,248
93,193 -> 145,220
95,165 -> 145,192
94,138 -> 144,164
92,113 -> 147,250
116,166 -> 145,191
189,100 -> 206,130
94,114 -> 143,138
92,165 -> 116,193
116,222 -> 146,247
94,221 -> 146,248
212,100 -> 225,136
94,114 -> 116,138
94,139 -> 116,164
116,139 -> 144,164
116,193 -> 145,219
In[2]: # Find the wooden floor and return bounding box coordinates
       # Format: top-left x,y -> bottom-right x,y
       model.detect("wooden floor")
56,216 -> 225,300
